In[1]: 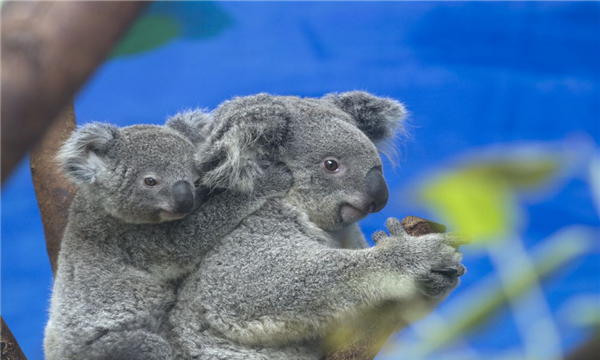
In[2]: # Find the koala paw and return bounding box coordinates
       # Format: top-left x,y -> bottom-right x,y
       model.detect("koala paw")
373,218 -> 467,299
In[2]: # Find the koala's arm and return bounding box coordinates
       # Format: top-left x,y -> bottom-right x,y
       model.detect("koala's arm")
180,211 -> 465,347
45,230 -> 177,360
169,163 -> 293,259
329,223 -> 369,249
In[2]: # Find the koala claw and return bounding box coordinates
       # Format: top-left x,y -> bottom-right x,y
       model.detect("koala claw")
419,263 -> 466,298
432,267 -> 459,277
433,264 -> 466,277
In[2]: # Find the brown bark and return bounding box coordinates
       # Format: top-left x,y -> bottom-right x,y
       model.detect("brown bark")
1,1 -> 148,356
566,335 -> 600,360
1,317 -> 27,360
30,104 -> 78,275
1,0 -> 148,184
324,216 -> 447,360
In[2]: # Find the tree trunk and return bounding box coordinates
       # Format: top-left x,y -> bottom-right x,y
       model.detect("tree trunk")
1,1 -> 147,357
1,0 -> 147,184
1,317 -> 27,360
30,104 -> 78,275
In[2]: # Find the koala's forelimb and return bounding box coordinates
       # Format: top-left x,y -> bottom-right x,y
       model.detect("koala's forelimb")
324,215 -> 455,360
174,203 -> 464,352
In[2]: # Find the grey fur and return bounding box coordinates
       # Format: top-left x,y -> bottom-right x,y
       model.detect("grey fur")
323,91 -> 407,144
45,120 -> 292,360
166,109 -> 213,147
167,92 -> 464,359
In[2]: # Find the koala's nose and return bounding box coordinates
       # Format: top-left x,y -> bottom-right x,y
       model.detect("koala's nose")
365,167 -> 389,213
172,181 -> 194,214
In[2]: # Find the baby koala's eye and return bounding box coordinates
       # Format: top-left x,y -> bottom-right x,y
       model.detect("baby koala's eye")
194,178 -> 201,188
323,159 -> 339,172
144,177 -> 157,187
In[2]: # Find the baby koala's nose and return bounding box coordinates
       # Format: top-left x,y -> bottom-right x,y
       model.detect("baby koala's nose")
172,181 -> 195,214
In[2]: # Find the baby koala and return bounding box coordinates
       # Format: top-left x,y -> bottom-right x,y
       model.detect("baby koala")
44,115 -> 291,360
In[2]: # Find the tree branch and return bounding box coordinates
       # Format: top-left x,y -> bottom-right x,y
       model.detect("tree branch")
30,104 -> 78,275
1,316 -> 27,360
1,1 -> 148,357
1,0 -> 148,184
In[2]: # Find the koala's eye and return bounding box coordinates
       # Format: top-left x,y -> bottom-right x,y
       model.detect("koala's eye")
194,178 -> 201,188
144,177 -> 157,187
324,159 -> 339,172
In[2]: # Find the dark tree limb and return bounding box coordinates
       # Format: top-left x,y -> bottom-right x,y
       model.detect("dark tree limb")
566,335 -> 600,360
1,316 -> 27,360
1,0 -> 148,184
324,216 -> 447,360
30,104 -> 78,275
1,1 -> 148,357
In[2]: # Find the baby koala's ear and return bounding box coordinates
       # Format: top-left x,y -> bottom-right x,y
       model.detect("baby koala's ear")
57,123 -> 119,186
323,91 -> 408,144
166,109 -> 212,145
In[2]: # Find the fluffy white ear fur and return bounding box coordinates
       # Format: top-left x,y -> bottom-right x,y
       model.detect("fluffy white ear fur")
198,94 -> 291,193
323,91 -> 408,144
57,123 -> 119,186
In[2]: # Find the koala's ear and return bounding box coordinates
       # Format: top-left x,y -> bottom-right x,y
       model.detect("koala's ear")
198,94 -> 291,192
57,123 -> 119,186
323,91 -> 408,143
166,109 -> 212,145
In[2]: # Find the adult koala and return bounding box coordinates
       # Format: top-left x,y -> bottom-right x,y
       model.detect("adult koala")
44,116 -> 291,360
166,92 -> 466,359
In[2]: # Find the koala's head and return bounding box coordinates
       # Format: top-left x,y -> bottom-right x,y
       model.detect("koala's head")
59,113 -> 210,224
199,91 -> 407,231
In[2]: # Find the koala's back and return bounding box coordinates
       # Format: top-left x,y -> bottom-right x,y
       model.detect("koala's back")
168,198 -> 337,359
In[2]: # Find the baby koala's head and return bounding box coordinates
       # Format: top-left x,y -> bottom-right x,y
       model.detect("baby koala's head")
59,113 -> 210,224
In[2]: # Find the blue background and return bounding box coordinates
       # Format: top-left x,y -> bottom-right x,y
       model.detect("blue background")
2,2 -> 599,359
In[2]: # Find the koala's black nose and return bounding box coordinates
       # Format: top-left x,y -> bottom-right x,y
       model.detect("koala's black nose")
172,181 -> 194,214
365,167 -> 389,213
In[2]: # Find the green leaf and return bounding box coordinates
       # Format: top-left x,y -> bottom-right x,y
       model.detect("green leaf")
418,156 -> 562,241
420,172 -> 516,240
470,158 -> 560,190
110,15 -> 180,59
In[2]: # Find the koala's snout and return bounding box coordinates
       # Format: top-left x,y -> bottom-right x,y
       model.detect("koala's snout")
172,181 -> 195,214
365,167 -> 389,213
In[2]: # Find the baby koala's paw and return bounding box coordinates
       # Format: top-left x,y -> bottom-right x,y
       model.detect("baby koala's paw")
373,218 -> 468,299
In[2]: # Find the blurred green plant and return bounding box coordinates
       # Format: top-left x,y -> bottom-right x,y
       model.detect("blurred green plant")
377,141 -> 600,360
110,1 -> 233,59
411,226 -> 594,357
418,157 -> 561,242
561,294 -> 600,331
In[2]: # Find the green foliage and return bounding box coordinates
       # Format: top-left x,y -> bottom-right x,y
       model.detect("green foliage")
110,15 -> 180,58
386,143 -> 599,359
110,1 -> 233,59
419,157 -> 561,242
415,226 -> 594,356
